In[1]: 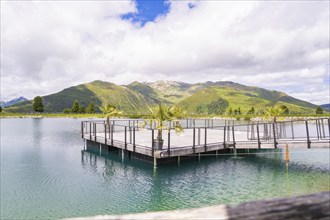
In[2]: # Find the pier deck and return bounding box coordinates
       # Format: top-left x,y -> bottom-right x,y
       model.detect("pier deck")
81,118 -> 330,165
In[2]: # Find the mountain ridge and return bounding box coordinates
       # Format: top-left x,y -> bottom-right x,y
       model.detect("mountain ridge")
0,96 -> 27,107
3,80 -> 319,114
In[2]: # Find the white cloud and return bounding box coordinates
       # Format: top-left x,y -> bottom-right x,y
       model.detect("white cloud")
1,0 -> 329,105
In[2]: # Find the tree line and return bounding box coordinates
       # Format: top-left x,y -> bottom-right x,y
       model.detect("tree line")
63,100 -> 96,114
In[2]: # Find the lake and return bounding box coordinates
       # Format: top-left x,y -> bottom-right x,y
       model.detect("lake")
1,118 -> 329,219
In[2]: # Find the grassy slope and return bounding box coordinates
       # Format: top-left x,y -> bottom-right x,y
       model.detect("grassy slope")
178,86 -> 317,114
3,80 -> 318,114
4,81 -> 153,114
84,80 -> 151,113
125,81 -> 170,105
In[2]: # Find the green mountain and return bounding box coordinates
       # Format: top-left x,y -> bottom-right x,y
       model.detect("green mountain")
3,80 -> 319,114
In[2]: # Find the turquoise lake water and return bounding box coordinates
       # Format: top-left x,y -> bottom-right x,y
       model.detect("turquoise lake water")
1,118 -> 329,219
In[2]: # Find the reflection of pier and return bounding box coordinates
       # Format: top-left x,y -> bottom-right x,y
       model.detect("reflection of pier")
81,118 -> 330,166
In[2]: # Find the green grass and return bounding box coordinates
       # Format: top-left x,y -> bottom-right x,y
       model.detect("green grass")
3,80 -> 321,115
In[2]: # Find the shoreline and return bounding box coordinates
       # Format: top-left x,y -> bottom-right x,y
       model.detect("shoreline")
1,113 -> 329,121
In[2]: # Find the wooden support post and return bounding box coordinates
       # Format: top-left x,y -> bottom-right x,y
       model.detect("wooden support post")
133,127 -> 136,152
272,122 -> 277,149
193,128 -> 196,154
153,157 -> 157,168
247,123 -> 250,140
204,128 -> 207,152
257,123 -> 261,149
124,126 -> 127,150
305,120 -> 311,149
232,126 -> 236,150
168,130 -> 171,156
99,143 -> 102,155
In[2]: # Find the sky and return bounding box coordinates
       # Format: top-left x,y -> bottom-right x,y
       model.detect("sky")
1,0 -> 329,105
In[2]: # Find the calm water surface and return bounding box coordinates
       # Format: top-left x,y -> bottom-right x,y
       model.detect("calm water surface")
1,118 -> 329,219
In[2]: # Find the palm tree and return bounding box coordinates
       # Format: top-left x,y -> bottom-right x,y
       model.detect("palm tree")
99,104 -> 122,128
142,103 -> 184,149
264,106 -> 284,122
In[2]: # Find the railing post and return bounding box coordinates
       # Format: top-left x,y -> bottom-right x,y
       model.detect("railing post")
204,127 -> 207,152
257,123 -> 261,149
272,122 -> 277,149
81,122 -> 84,138
198,128 -> 201,145
193,128 -> 196,154
291,121 -> 294,139
328,118 -> 330,138
94,123 -> 97,142
168,130 -> 171,156
318,119 -> 322,140
151,129 -> 154,157
111,124 -> 114,146
133,127 -> 136,152
305,120 -> 311,149
104,123 -> 107,145
232,126 -> 236,149
223,126 -> 226,148
124,126 -> 127,150
316,119 -> 320,140
89,122 -> 92,140
321,118 -> 325,138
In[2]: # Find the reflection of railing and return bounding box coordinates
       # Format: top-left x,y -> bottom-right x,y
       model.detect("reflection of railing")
81,118 -> 330,154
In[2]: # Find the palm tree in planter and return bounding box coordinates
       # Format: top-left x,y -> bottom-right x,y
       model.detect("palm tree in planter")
100,104 -> 122,131
142,103 -> 184,150
264,106 -> 285,122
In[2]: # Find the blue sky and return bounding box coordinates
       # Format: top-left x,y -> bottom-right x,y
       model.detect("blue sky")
1,1 -> 329,104
122,0 -> 170,26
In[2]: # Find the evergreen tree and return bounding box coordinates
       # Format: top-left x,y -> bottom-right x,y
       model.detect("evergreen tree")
228,108 -> 233,115
0,106 -> 2,113
86,102 -> 95,113
316,106 -> 323,114
33,96 -> 44,113
247,107 -> 255,114
71,100 -> 80,113
238,107 -> 241,115
79,106 -> 85,114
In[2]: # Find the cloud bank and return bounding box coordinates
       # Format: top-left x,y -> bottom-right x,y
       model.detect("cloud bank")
1,0 -> 329,104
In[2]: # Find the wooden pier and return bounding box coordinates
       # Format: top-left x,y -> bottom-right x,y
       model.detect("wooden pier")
81,117 -> 330,166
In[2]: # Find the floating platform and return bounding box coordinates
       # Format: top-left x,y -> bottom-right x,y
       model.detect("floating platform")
81,118 -> 330,166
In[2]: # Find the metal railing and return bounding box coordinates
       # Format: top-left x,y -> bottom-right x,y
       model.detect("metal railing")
81,118 -> 330,154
